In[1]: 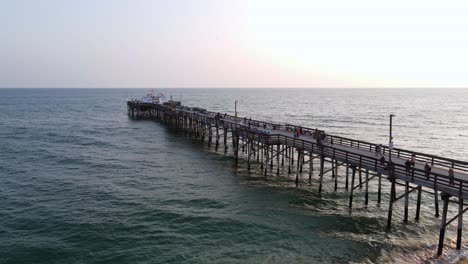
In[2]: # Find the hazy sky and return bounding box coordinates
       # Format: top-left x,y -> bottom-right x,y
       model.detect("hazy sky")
2,0 -> 468,88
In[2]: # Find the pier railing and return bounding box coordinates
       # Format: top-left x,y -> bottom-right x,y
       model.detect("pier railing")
241,130 -> 468,197
325,134 -> 468,174
200,107 -> 468,174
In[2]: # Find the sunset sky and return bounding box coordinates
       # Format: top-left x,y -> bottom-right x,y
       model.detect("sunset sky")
2,0 -> 468,88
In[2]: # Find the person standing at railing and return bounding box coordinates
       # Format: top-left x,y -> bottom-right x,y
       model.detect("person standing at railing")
410,154 -> 417,176
449,167 -> 455,185
375,144 -> 382,157
317,136 -> 323,149
410,154 -> 416,166
424,162 -> 432,180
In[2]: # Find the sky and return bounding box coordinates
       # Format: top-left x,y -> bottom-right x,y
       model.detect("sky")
1,0 -> 468,88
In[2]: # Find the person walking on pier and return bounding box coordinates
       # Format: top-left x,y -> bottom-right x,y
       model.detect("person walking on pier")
294,128 -> 301,138
380,156 -> 386,167
449,167 -> 455,185
424,162 -> 432,179
405,159 -> 411,175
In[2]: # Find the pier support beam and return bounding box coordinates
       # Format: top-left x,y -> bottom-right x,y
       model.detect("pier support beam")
415,186 -> 422,221
349,165 -> 357,208
404,181 -> 409,223
345,164 -> 349,190
224,129 -> 228,154
257,139 -> 263,163
235,133 -> 240,165
437,193 -> 450,256
295,150 -> 301,185
359,158 -> 363,189
378,173 -> 382,205
332,158 -> 337,191
270,145 -> 274,169
457,198 -> 464,250
308,153 -> 313,183
434,189 -> 440,218
215,126 -> 219,151
264,144 -> 269,176
281,145 -> 284,166
247,139 -> 251,171
365,169 -> 369,205
387,178 -> 396,229
318,155 -> 325,194
277,144 -> 280,176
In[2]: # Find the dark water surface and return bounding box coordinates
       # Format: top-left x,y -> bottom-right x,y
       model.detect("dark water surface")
1,88 -> 468,263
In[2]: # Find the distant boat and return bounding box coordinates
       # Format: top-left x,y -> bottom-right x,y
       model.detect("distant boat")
138,92 -> 165,104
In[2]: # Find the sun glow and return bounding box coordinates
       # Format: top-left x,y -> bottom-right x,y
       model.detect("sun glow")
242,0 -> 468,87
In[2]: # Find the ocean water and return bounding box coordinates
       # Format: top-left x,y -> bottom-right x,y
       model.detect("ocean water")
0,88 -> 467,264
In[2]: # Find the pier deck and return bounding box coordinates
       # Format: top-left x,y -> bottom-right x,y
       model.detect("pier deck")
127,100 -> 468,256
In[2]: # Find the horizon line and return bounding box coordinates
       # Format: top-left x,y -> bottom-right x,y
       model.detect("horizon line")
1,87 -> 468,89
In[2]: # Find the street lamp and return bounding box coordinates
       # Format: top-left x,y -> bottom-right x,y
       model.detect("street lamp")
387,113 -> 396,230
235,101 -> 238,118
389,114 -> 395,163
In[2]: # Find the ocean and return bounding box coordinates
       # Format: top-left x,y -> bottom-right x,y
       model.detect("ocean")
1,88 -> 467,263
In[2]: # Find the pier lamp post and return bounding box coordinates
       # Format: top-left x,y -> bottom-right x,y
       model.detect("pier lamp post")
389,114 -> 395,163
235,101 -> 238,118
387,114 -> 396,230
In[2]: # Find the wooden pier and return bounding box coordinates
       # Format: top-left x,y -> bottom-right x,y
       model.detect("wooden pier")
127,100 -> 468,256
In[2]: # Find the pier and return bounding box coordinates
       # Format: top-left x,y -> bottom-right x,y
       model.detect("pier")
127,100 -> 468,256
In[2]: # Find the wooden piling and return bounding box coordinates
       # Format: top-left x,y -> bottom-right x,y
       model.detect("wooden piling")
415,186 -> 422,221
296,150 -> 301,185
365,169 -> 369,205
349,165 -> 356,208
457,198 -> 464,250
309,153 -> 313,183
378,173 -> 382,205
387,178 -> 396,229
277,144 -> 280,175
404,181 -> 409,223
334,159 -> 338,191
345,164 -> 349,190
319,155 -> 325,194
437,193 -> 450,256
